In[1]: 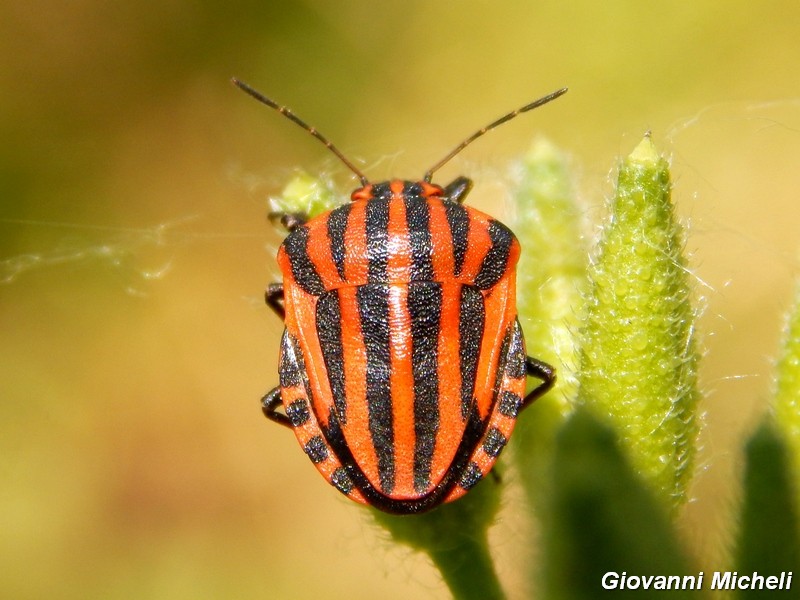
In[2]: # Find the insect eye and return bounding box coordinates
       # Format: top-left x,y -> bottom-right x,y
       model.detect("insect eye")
420,182 -> 445,198
351,187 -> 372,202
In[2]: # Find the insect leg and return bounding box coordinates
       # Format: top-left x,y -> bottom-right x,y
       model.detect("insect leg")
261,387 -> 292,429
521,357 -> 556,410
265,283 -> 285,320
268,211 -> 308,232
443,176 -> 473,204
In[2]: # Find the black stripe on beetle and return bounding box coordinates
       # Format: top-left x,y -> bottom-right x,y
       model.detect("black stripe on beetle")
458,285 -> 485,419
370,181 -> 393,201
365,197 -> 391,284
497,390 -> 523,418
445,203 -> 470,277
327,203 -> 351,282
331,466 -> 354,495
475,220 -> 515,290
316,290 -> 347,424
459,461 -> 483,490
407,282 -> 442,493
283,225 -> 326,295
279,331 -> 304,388
285,399 -> 310,427
403,185 -> 435,282
304,435 -> 329,464
357,283 -> 395,494
483,426 -> 508,458
505,319 -> 526,380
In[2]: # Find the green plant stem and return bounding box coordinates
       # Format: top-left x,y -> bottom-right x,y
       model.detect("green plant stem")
735,421 -> 800,598
426,532 -> 504,600
544,409 -> 698,600
372,475 -> 505,600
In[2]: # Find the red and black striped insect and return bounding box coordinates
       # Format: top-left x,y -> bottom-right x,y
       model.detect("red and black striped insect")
233,79 -> 566,514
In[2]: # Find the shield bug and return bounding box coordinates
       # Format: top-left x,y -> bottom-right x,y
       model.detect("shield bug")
233,78 -> 565,514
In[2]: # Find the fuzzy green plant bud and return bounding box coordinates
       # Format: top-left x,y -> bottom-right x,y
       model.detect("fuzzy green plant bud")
512,137 -> 585,410
269,170 -> 341,220
774,282 -> 800,485
577,134 -> 699,509
508,139 -> 585,541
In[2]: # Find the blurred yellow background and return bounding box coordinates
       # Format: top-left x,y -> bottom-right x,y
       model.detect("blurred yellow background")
2,1 -> 799,598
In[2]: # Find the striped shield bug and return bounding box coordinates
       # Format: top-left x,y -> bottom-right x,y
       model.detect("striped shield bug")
233,78 -> 566,514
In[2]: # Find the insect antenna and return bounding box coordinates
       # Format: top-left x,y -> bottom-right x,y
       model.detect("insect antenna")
232,78 -> 369,186
423,87 -> 568,183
